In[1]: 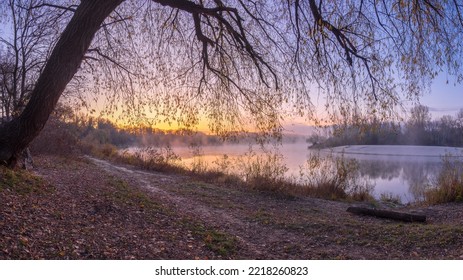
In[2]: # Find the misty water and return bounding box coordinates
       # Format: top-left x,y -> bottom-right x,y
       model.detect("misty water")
132,143 -> 463,203
327,145 -> 463,203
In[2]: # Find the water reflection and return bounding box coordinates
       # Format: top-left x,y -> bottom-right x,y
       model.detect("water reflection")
181,144 -> 447,203
350,158 -> 441,202
130,143 -> 458,203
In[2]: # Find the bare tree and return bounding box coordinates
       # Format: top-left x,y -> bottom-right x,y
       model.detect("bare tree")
0,0 -> 70,122
406,104 -> 432,145
1,0 -> 463,166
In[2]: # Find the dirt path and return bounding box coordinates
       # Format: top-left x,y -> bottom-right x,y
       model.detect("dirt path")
88,156 -> 301,258
3,154 -> 463,259
86,156 -> 463,259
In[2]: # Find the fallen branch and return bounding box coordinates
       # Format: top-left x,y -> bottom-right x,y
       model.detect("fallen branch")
346,206 -> 426,223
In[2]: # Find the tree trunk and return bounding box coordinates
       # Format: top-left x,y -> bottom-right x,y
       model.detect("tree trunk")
0,0 -> 123,166
346,206 -> 427,223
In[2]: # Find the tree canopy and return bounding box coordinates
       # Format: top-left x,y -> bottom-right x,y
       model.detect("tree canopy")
1,0 -> 463,165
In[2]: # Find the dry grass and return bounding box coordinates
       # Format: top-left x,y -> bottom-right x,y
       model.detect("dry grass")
1,155 -> 236,259
30,120 -> 373,204
106,146 -> 373,202
292,153 -> 373,201
109,146 -> 186,174
4,154 -> 463,259
425,155 -> 463,204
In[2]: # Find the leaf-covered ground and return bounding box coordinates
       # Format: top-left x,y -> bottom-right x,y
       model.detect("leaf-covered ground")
1,154 -> 463,259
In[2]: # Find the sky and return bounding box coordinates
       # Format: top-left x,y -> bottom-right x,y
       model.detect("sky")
2,2 -> 463,135
95,71 -> 463,135
280,72 -> 463,136
421,74 -> 463,119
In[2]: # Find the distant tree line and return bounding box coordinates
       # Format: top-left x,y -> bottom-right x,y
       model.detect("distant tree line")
30,103 -> 250,155
310,105 -> 463,148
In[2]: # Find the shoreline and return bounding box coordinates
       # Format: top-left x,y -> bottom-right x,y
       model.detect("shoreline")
324,145 -> 463,158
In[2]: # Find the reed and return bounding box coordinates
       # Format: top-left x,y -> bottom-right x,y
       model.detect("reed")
425,155 -> 463,204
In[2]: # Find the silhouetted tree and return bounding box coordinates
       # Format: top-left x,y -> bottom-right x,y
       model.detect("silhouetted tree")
1,0 -> 463,166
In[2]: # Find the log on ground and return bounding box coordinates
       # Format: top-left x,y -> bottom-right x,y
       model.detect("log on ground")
346,207 -> 426,223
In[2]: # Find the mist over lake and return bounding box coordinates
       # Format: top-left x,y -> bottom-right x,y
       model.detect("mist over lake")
147,143 -> 463,203
328,145 -> 463,202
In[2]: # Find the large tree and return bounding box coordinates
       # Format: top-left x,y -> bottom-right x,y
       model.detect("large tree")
1,0 -> 462,166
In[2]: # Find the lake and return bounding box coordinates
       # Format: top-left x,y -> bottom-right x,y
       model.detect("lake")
131,143 -> 463,203
327,145 -> 463,203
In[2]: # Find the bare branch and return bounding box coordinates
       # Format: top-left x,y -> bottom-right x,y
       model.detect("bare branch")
24,3 -> 77,13
152,0 -> 279,89
87,48 -> 135,76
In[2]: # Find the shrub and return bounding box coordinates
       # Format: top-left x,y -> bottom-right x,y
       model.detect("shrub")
30,116 -> 79,157
425,155 -> 463,204
237,148 -> 289,192
295,153 -> 373,201
212,154 -> 232,175
115,145 -> 184,173
189,144 -> 208,174
110,144 -> 372,202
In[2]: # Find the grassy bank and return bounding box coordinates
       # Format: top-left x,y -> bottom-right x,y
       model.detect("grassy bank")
0,156 -> 238,259
3,153 -> 463,259
94,145 -> 374,202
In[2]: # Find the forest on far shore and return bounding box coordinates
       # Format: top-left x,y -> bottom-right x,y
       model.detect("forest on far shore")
29,103 -> 463,158
27,103 -> 305,158
309,105 -> 463,148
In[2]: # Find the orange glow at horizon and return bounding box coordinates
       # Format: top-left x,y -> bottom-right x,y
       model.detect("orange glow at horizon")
69,88 -> 326,135
77,99 -> 326,135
